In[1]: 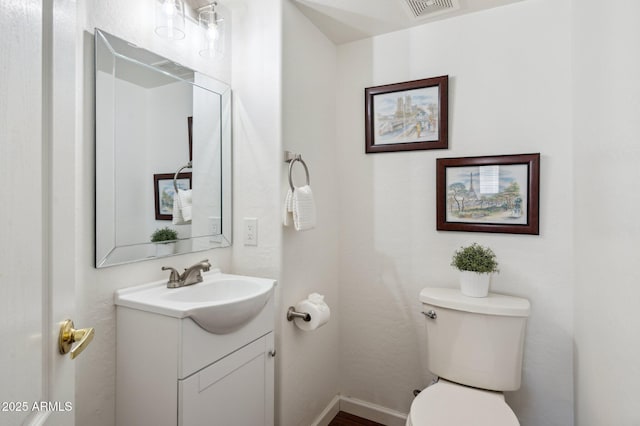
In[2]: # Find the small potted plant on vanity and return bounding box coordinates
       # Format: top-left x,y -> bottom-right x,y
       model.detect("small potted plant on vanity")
151,227 -> 178,257
451,243 -> 499,298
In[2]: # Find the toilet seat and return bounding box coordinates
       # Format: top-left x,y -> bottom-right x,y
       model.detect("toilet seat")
407,380 -> 519,426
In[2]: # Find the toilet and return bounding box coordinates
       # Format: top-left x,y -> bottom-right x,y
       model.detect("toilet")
407,287 -> 530,426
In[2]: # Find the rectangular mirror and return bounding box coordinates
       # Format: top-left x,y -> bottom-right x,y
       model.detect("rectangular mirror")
95,29 -> 231,268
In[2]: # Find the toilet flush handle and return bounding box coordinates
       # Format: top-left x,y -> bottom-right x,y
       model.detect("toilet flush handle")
422,310 -> 437,320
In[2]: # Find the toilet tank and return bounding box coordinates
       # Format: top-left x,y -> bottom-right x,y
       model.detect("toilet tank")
420,287 -> 530,391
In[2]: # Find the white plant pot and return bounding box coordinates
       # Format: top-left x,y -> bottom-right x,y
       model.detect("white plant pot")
459,271 -> 492,298
155,241 -> 176,257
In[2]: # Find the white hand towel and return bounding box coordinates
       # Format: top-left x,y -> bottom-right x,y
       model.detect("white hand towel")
180,189 -> 192,222
292,185 -> 316,231
172,189 -> 193,225
283,188 -> 293,227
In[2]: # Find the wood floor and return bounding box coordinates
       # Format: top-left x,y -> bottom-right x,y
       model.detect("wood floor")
328,411 -> 387,426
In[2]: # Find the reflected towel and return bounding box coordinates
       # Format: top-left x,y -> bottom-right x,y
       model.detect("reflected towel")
292,185 -> 316,231
172,189 -> 192,225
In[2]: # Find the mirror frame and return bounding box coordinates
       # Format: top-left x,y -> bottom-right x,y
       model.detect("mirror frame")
94,29 -> 232,268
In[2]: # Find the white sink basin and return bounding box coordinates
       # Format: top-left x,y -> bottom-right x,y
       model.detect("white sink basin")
115,270 -> 276,334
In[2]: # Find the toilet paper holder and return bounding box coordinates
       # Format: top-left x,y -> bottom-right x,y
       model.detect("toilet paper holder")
286,306 -> 311,322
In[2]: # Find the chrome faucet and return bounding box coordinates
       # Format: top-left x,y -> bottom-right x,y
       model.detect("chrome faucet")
162,259 -> 212,288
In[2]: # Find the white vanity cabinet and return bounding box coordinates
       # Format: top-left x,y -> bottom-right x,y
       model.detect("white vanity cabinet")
115,296 -> 275,426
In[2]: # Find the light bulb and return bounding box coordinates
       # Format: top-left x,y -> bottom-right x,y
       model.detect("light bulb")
205,23 -> 219,41
199,8 -> 224,58
162,0 -> 176,16
155,0 -> 185,40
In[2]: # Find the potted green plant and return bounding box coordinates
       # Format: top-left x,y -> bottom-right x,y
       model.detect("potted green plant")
451,243 -> 499,297
151,227 -> 178,257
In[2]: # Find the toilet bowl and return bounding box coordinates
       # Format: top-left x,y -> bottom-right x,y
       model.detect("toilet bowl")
406,379 -> 519,426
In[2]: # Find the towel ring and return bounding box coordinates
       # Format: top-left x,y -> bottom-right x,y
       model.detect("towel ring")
173,161 -> 192,192
288,157 -> 310,191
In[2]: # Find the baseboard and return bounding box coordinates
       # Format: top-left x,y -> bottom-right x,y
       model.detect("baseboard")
310,395 -> 341,426
340,396 -> 407,426
311,394 -> 407,426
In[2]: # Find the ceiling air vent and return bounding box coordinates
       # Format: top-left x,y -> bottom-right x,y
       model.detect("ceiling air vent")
404,0 -> 459,19
150,60 -> 193,79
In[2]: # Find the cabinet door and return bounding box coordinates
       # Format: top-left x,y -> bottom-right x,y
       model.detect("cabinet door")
179,333 -> 274,426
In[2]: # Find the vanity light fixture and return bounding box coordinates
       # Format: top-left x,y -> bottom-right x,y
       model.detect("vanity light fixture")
198,2 -> 225,58
155,0 -> 186,40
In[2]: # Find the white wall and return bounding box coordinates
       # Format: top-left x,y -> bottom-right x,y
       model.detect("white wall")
573,1 -> 640,424
335,1 -> 574,425
75,1 -> 233,424
228,0 -> 282,279
280,1 -> 341,425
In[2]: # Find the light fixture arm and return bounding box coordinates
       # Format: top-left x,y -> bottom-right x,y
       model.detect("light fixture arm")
196,1 -> 218,13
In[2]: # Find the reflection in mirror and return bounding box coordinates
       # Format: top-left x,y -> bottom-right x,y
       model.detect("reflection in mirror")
95,29 -> 231,268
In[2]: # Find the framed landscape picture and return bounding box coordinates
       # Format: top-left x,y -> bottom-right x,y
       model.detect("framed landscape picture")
436,153 -> 540,234
365,75 -> 448,153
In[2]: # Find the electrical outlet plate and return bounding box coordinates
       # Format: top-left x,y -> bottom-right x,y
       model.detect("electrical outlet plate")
244,218 -> 258,246
209,216 -> 221,234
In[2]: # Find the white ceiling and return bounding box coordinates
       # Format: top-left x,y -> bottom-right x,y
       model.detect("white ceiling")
292,0 -> 525,44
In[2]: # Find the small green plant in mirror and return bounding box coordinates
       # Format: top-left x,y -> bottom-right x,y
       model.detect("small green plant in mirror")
451,243 -> 499,273
151,227 -> 178,243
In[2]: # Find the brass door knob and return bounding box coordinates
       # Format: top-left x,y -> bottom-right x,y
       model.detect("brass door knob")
58,319 -> 95,359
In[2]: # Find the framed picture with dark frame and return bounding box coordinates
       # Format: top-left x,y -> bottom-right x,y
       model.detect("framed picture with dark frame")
436,153 -> 540,235
154,173 -> 192,221
365,75 -> 448,153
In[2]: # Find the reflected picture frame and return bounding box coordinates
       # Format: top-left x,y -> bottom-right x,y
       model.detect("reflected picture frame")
436,153 -> 540,234
365,75 -> 448,153
154,173 -> 192,221
188,116 -> 193,162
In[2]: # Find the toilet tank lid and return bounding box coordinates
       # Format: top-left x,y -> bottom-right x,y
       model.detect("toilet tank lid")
420,287 -> 530,317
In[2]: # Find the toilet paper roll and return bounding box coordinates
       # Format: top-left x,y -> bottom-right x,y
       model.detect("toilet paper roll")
293,293 -> 331,331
